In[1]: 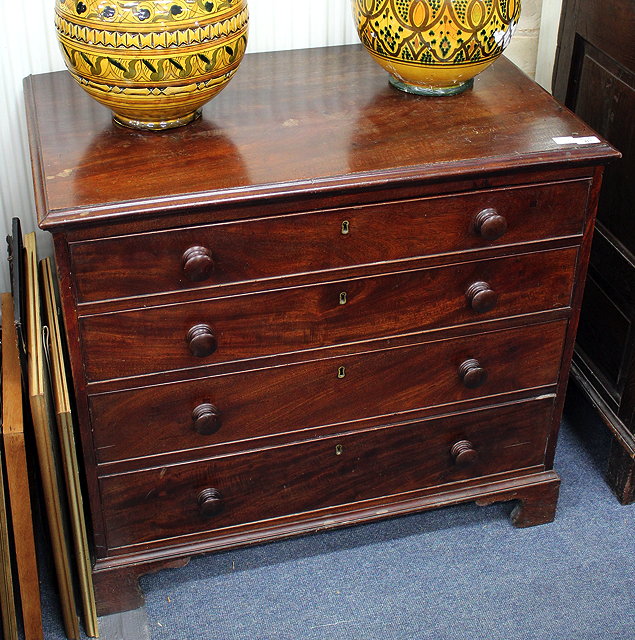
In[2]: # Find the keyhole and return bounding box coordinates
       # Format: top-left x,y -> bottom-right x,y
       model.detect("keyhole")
339,292 -> 347,305
337,366 -> 346,379
335,444 -> 344,456
341,220 -> 350,235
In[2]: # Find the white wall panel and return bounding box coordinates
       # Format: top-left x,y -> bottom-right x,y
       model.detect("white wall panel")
0,0 -> 554,294
247,0 -> 358,53
0,1 -> 64,293
536,0 -> 564,91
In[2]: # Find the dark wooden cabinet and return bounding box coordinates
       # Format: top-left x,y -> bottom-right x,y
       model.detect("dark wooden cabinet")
25,45 -> 617,616
554,0 -> 635,503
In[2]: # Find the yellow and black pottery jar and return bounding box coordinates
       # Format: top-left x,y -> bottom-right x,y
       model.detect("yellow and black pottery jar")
55,0 -> 249,130
351,0 -> 521,96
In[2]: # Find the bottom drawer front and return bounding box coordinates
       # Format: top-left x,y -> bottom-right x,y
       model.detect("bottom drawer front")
100,398 -> 554,550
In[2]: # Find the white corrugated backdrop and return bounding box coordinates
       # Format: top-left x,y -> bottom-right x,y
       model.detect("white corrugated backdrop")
0,0 -> 559,293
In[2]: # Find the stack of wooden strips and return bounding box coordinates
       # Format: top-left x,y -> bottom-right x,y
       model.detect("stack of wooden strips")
1,223 -> 98,639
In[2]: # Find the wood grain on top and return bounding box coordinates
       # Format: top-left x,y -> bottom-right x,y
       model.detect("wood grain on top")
25,45 -> 617,228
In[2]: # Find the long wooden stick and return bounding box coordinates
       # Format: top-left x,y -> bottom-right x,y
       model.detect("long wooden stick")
2,292 -> 43,640
25,234 -> 80,640
41,257 -> 99,638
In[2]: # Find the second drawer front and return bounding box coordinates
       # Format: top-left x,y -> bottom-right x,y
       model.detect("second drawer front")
69,180 -> 589,303
90,321 -> 567,464
80,248 -> 577,382
99,398 -> 554,550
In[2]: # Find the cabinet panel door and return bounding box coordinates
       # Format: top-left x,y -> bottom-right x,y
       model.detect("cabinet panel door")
554,0 -> 635,427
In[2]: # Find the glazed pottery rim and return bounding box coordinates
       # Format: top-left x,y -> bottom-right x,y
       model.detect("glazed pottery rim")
54,0 -> 249,130
112,108 -> 203,131
351,0 -> 521,95
389,77 -> 475,97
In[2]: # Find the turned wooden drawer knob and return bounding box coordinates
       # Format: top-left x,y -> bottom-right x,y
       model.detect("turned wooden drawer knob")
458,359 -> 487,389
198,488 -> 223,518
182,246 -> 214,282
187,324 -> 217,358
466,281 -> 497,313
192,403 -> 222,435
451,440 -> 478,465
474,208 -> 507,241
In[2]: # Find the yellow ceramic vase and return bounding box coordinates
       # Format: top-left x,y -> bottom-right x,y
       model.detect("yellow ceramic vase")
351,0 -> 521,96
55,0 -> 248,130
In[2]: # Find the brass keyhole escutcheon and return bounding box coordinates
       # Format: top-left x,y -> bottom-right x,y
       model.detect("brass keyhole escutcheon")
339,292 -> 348,305
341,220 -> 350,235
335,444 -> 344,456
337,366 -> 346,379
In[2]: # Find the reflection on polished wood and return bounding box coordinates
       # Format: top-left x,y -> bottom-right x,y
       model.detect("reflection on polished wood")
27,46 -> 616,229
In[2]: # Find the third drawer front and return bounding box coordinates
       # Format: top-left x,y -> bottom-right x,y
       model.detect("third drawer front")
79,248 -> 577,382
99,397 -> 554,550
69,180 -> 589,303
90,320 -> 567,464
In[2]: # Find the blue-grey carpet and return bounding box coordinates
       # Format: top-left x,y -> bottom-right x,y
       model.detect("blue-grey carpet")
41,389 -> 635,639
141,390 -> 635,640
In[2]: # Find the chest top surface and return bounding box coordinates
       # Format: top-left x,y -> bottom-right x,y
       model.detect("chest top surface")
25,44 -> 617,230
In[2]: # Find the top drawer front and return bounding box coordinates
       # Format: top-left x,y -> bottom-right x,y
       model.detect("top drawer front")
69,181 -> 589,303
79,248 -> 577,382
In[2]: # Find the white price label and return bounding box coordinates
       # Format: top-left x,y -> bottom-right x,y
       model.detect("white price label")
553,136 -> 601,145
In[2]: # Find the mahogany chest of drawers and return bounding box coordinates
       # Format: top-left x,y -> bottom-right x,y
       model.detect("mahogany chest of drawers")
25,45 -> 618,615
